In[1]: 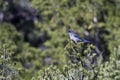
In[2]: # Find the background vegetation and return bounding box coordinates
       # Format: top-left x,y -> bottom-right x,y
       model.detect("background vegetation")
0,0 -> 120,80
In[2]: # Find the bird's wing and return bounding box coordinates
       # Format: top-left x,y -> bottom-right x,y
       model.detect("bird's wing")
73,33 -> 90,43
73,33 -> 82,39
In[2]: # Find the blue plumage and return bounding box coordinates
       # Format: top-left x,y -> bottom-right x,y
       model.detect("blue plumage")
68,30 -> 90,43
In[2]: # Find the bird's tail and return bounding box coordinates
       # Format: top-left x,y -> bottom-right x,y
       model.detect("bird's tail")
83,39 -> 91,43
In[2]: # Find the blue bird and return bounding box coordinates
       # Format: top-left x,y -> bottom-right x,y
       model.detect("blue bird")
68,30 -> 90,43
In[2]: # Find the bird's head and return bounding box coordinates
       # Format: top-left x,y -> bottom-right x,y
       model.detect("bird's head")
68,29 -> 74,33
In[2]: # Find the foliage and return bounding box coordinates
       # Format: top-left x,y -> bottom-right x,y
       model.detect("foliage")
0,0 -> 120,79
32,43 -> 120,80
0,44 -> 21,79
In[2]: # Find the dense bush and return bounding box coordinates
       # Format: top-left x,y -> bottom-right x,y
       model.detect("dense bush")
0,0 -> 120,79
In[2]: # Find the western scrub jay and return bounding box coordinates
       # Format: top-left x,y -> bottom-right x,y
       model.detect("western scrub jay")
68,30 -> 90,43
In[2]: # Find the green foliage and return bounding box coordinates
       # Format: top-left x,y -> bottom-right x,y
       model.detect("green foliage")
0,0 -> 120,79
0,23 -> 23,52
0,23 -> 42,79
0,44 -> 21,79
32,43 -> 120,80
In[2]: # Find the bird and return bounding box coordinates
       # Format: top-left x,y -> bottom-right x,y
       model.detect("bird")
68,30 -> 90,43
